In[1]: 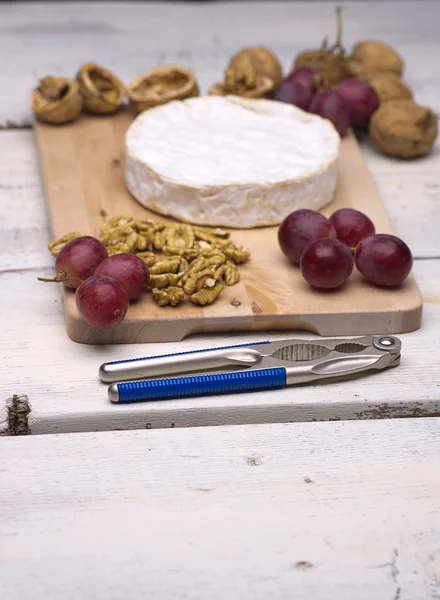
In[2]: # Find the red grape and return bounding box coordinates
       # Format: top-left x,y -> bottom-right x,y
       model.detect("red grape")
337,79 -> 379,129
309,90 -> 350,136
272,80 -> 314,111
300,239 -> 354,290
94,253 -> 149,302
285,66 -> 320,92
330,208 -> 376,248
355,234 -> 413,287
55,236 -> 108,289
278,209 -> 337,265
75,275 -> 129,329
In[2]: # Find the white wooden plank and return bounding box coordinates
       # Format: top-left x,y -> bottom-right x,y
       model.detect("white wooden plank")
0,130 -> 51,272
366,173 -> 440,259
1,1 -> 439,126
0,130 -> 438,274
360,133 -> 440,176
2,257 -> 440,435
1,418 -> 440,599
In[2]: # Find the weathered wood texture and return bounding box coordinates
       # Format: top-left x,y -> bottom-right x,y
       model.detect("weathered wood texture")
1,0 -> 439,433
1,126 -> 440,434
2,418 -> 440,599
0,1 -> 439,127
2,259 -> 440,435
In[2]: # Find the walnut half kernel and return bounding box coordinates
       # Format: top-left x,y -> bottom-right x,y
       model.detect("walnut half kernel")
152,286 -> 185,307
191,283 -> 224,306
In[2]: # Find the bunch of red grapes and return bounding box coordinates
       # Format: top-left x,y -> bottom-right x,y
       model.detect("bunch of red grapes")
278,208 -> 413,290
45,237 -> 150,329
272,66 -> 379,136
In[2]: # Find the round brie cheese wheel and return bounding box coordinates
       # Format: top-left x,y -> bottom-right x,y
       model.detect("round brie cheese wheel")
124,96 -> 340,228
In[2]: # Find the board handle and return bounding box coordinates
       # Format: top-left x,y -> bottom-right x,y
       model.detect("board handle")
108,368 -> 287,403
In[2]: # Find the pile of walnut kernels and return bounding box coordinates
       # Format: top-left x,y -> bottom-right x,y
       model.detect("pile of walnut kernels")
48,216 -> 250,308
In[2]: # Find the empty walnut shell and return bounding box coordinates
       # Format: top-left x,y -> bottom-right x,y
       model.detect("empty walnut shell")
127,65 -> 199,113
293,49 -> 349,88
208,75 -> 275,99
76,63 -> 125,114
348,40 -> 404,78
30,76 -> 83,125
369,99 -> 438,159
361,72 -> 412,104
225,46 -> 283,90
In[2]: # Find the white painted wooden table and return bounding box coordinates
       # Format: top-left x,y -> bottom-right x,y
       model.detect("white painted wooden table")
2,418 -> 440,599
1,0 -> 440,435
1,2 -> 440,596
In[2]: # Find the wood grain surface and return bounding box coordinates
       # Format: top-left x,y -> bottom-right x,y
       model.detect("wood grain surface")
35,112 -> 423,343
2,418 -> 440,599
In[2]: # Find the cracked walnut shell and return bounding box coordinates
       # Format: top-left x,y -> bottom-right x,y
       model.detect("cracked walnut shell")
225,46 -> 283,90
30,76 -> 83,124
348,40 -> 404,78
127,65 -> 199,113
210,46 -> 282,99
361,72 -> 412,104
76,63 -> 126,114
369,99 -> 438,159
208,76 -> 275,99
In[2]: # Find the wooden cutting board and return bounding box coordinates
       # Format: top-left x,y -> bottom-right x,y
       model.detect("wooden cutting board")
34,109 -> 423,344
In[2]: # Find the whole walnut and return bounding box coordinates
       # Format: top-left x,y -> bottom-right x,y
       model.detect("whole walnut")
293,49 -> 348,89
348,40 -> 404,78
225,46 -> 283,90
361,72 -> 412,104
369,99 -> 438,159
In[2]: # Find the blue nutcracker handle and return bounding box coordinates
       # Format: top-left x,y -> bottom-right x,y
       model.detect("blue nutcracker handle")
108,367 -> 287,403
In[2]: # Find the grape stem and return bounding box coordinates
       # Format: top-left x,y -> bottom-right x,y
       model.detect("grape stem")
334,6 -> 343,49
321,6 -> 345,54
37,270 -> 83,284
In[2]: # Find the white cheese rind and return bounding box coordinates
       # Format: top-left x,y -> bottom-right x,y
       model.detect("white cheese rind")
125,96 -> 340,228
